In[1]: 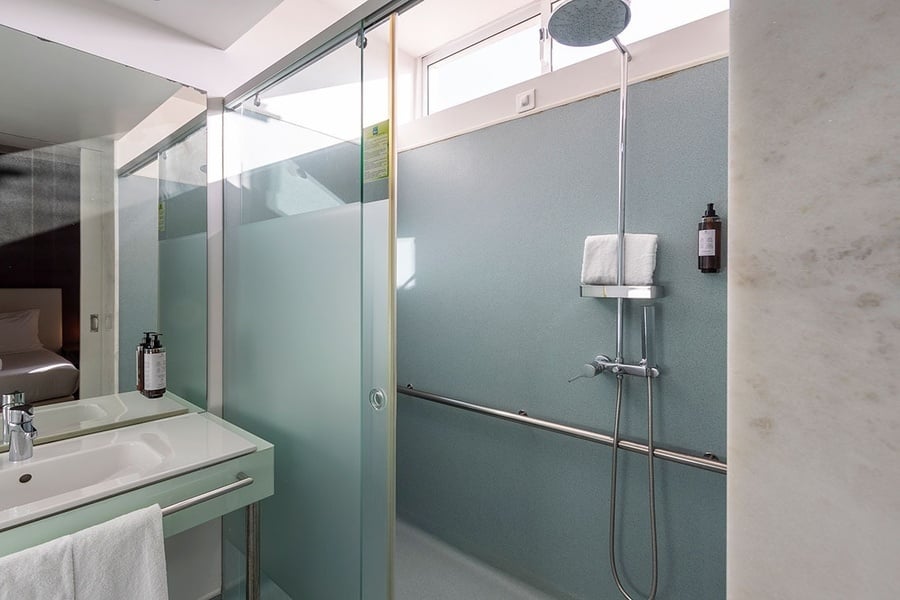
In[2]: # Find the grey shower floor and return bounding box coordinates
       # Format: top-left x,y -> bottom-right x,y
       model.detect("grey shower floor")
395,520 -> 556,600
224,522 -> 555,599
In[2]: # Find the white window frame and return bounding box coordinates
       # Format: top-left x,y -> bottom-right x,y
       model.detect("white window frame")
418,1 -> 729,116
419,1 -> 551,116
400,10 -> 728,151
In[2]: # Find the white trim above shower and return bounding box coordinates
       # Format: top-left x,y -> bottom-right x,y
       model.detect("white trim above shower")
396,10 -> 727,152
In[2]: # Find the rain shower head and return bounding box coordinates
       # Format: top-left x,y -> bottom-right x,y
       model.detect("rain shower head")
547,0 -> 631,47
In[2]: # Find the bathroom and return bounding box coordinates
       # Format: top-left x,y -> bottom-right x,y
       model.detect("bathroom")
1,0 -> 898,599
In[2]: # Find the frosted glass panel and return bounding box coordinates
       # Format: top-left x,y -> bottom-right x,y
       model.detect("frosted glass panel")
222,30 -> 397,598
118,127 -> 207,408
158,233 -> 206,404
225,202 -> 362,598
117,167 -> 159,393
158,127 -> 207,407
361,18 -> 394,600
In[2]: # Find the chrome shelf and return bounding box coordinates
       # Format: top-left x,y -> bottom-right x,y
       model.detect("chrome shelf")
580,285 -> 664,299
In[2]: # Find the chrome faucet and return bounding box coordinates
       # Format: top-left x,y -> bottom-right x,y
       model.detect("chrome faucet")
7,403 -> 37,462
1,391 -> 25,446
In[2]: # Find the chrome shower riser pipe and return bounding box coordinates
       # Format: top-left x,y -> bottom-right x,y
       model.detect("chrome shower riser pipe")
614,37 -> 630,361
607,36 -> 659,600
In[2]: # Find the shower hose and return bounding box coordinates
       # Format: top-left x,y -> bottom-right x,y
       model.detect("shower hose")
608,375 -> 659,600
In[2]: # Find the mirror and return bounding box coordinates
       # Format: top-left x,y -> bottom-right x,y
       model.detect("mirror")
0,24 -> 208,445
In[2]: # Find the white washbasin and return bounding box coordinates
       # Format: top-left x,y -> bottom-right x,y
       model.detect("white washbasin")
0,413 -> 255,530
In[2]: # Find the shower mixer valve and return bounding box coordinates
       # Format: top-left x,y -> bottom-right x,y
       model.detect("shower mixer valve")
570,305 -> 661,381
569,354 -> 659,381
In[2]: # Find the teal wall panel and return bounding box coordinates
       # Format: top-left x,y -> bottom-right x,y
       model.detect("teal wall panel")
396,59 -> 728,599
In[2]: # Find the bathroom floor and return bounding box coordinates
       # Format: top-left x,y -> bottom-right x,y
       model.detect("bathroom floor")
224,522 -> 555,599
395,520 -> 556,600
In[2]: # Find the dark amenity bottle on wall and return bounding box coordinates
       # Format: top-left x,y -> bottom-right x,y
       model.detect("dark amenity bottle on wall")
698,203 -> 722,273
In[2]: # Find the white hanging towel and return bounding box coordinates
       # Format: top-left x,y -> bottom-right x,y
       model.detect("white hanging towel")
72,505 -> 169,600
580,234 -> 658,286
0,535 -> 75,600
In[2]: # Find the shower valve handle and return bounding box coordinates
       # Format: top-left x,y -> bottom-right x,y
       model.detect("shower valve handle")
568,355 -> 613,383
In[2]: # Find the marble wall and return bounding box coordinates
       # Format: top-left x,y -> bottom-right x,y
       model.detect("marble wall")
728,1 -> 900,597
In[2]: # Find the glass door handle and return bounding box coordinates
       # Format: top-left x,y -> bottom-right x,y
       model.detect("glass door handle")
368,388 -> 386,411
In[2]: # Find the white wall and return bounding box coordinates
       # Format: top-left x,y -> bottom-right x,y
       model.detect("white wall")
728,1 -> 900,597
80,140 -> 117,398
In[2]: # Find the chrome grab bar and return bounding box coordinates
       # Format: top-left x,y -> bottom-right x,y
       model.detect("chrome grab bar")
398,386 -> 726,475
161,472 -> 254,516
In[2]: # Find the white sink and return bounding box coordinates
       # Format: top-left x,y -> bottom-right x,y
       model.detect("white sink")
0,413 -> 255,531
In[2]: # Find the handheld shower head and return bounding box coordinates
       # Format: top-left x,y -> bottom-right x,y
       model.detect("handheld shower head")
547,0 -> 631,47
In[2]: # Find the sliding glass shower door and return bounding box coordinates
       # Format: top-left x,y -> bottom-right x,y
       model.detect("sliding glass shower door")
222,18 -> 395,600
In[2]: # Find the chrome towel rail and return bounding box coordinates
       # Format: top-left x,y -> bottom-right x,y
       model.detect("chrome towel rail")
161,472 -> 260,600
161,472 -> 254,516
398,387 -> 726,475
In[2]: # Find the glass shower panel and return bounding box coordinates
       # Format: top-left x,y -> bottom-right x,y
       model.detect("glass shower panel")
117,160 -> 160,395
223,26 -> 392,597
117,126 -> 207,408
361,17 -> 395,600
158,127 -> 208,407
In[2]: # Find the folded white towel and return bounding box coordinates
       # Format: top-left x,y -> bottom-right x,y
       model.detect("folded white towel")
0,535 -> 75,600
72,505 -> 169,600
581,234 -> 658,286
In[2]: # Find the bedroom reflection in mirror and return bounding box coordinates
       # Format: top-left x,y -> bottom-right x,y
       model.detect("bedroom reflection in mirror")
0,290 -> 79,404
0,25 -> 207,413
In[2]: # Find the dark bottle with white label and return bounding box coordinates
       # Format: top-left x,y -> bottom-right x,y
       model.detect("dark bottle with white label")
142,333 -> 166,398
698,203 -> 722,273
136,331 -> 152,392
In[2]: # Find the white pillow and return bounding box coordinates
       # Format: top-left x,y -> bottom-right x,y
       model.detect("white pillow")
0,309 -> 43,354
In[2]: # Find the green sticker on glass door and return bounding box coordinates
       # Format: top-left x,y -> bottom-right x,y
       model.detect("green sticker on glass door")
363,120 -> 390,183
158,200 -> 166,233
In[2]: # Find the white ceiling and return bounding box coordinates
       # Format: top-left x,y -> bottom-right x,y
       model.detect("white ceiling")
0,0 -> 538,99
97,0 -> 285,49
0,0 -> 506,149
0,25 -> 187,148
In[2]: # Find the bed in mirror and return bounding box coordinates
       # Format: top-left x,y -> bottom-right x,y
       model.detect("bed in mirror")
0,24 -> 208,447
0,289 -> 78,403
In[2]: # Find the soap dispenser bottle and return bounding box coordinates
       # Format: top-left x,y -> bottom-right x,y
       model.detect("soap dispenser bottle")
136,331 -> 152,392
698,203 -> 723,273
142,333 -> 167,398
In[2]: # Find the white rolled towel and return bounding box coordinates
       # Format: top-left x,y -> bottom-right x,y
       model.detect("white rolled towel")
581,234 -> 658,286
72,505 -> 169,600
